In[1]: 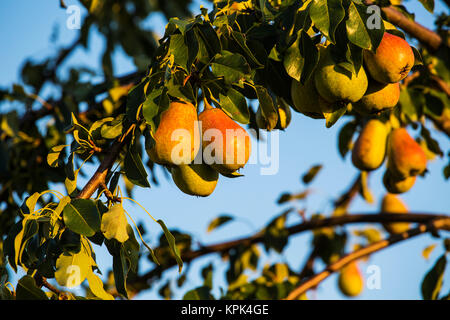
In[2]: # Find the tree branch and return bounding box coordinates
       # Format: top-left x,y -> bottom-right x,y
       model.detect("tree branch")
76,125 -> 134,199
134,213 -> 450,284
285,217 -> 450,300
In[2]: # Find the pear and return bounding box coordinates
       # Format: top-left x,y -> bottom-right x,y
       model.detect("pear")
363,32 -> 414,84
381,193 -> 410,234
338,262 -> 364,297
314,46 -> 368,103
199,107 -> 251,174
171,164 -> 219,197
383,170 -> 416,194
353,81 -> 400,115
352,119 -> 388,171
149,101 -> 200,165
290,77 -> 333,118
387,128 -> 427,179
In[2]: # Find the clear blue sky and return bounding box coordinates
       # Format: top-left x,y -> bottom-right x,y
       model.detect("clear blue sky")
0,0 -> 448,299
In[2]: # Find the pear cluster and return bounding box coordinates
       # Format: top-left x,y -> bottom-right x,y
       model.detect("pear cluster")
148,101 -> 251,197
291,32 -> 424,194
292,32 -> 413,117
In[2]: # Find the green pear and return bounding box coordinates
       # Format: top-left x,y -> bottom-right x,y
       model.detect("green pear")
363,32 -> 414,84
387,128 -> 427,179
353,81 -> 400,115
290,77 -> 332,118
338,262 -> 364,297
314,46 -> 368,103
171,164 -> 219,197
352,119 -> 388,171
381,193 -> 410,234
383,170 -> 416,194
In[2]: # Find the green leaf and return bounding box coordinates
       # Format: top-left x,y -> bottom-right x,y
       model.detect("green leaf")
55,250 -> 91,288
231,31 -> 264,67
346,2 -> 371,49
100,115 -> 124,139
302,164 -> 323,184
14,218 -> 38,268
20,192 -> 41,216
157,220 -> 183,273
421,255 -> 446,300
86,271 -> 114,300
219,87 -> 250,124
63,199 -> 101,237
255,85 -> 278,129
418,0 -> 434,13
310,0 -> 345,43
323,103 -> 347,128
196,22 -> 221,58
183,286 -> 214,300
124,145 -> 151,188
47,144 -> 68,168
207,215 -> 234,233
298,30 -> 319,84
143,88 -> 169,125
211,50 -> 250,84
338,121 -> 357,158
169,34 -> 189,71
101,203 -> 129,243
126,79 -> 148,123
16,276 -> 48,300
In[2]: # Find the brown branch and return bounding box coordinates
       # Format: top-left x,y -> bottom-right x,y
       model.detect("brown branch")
134,212 -> 450,284
285,217 -> 450,300
76,129 -> 133,200
34,275 -> 63,296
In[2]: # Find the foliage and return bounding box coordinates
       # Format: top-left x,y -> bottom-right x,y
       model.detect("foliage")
0,0 -> 449,300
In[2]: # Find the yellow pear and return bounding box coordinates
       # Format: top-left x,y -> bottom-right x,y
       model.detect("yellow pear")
353,81 -> 400,115
338,262 -> 364,297
351,119 -> 388,171
387,128 -> 427,179
171,164 -> 219,197
381,193 -> 410,234
290,77 -> 333,118
314,46 -> 368,103
149,101 -> 200,165
383,170 -> 416,194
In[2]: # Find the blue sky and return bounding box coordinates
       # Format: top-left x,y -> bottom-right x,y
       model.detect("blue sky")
0,0 -> 449,299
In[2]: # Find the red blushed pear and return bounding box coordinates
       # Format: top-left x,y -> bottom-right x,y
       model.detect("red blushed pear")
363,32 -> 415,84
198,106 -> 251,174
148,101 -> 200,166
387,128 -> 427,179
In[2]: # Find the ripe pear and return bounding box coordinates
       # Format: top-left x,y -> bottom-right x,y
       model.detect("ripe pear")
381,193 -> 410,234
199,107 -> 251,174
353,81 -> 400,115
171,164 -> 219,197
149,101 -> 200,165
338,262 -> 364,297
387,128 -> 427,179
290,78 -> 333,118
352,119 -> 388,171
314,46 -> 368,103
383,170 -> 416,194
363,32 -> 414,83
